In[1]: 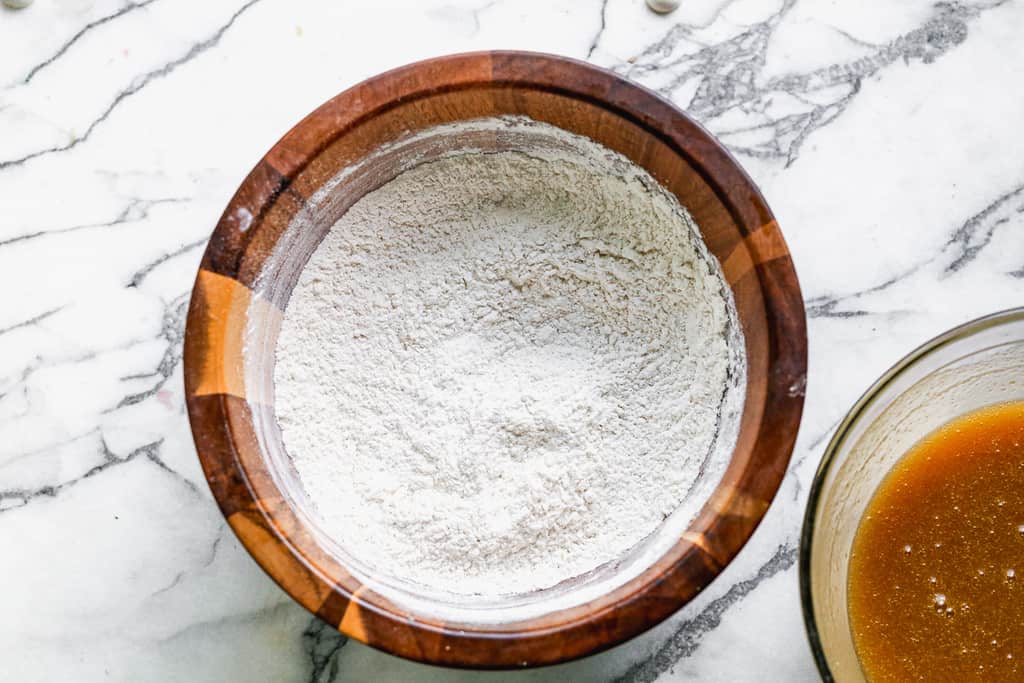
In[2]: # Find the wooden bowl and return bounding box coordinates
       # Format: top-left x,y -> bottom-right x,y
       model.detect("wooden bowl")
184,51 -> 806,668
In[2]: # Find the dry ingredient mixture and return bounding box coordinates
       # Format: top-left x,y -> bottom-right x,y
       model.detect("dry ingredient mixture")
275,122 -> 742,597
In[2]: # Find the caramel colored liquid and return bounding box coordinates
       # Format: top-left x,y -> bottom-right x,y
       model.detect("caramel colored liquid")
849,402 -> 1024,682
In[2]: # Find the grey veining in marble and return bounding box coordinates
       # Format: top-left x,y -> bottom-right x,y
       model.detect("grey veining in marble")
1,0 -> 1022,680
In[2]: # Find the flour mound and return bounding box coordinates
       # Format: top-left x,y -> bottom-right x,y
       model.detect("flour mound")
275,128 -> 741,597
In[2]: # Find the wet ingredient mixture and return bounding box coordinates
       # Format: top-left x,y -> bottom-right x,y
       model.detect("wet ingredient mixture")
849,401 -> 1024,681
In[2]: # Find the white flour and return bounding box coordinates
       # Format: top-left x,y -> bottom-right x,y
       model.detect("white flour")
274,121 -> 743,597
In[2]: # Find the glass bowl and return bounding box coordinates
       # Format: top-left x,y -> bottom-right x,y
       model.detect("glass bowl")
800,307 -> 1024,680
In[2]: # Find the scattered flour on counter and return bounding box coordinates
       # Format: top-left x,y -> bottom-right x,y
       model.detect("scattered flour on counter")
274,124 -> 742,597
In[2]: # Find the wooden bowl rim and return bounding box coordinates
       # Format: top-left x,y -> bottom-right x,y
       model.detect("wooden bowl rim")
184,50 -> 807,668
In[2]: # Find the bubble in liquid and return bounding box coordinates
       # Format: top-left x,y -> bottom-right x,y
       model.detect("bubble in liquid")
934,594 -> 947,608
904,544 -> 913,555
1008,568 -> 1016,579
1018,524 -> 1024,536
929,576 -> 938,584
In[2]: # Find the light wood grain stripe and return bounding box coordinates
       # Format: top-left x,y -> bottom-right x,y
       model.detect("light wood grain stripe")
721,220 -> 790,285
191,269 -> 281,398
711,489 -> 769,520
340,588 -> 370,642
681,531 -> 716,557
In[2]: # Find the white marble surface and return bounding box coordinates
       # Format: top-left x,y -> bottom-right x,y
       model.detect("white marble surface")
1,0 -> 1022,680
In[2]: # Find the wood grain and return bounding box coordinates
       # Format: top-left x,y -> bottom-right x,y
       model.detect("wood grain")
183,51 -> 807,668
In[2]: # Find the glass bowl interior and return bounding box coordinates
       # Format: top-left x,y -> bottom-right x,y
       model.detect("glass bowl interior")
242,117 -> 748,625
801,308 -> 1024,681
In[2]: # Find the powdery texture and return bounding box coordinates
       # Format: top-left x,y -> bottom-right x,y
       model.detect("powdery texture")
275,137 -> 738,597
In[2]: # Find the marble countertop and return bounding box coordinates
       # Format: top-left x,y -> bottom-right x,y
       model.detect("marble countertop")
1,0 -> 1022,680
